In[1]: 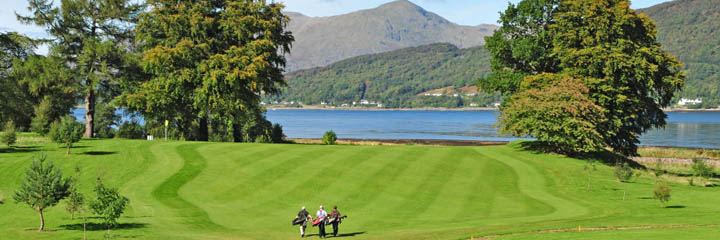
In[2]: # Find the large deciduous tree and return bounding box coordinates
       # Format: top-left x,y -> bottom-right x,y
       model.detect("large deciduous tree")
480,0 -> 684,156
18,0 -> 143,138
122,0 -> 293,141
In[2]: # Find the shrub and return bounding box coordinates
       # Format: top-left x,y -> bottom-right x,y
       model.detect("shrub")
691,157 -> 714,186
614,162 -> 635,200
94,102 -> 120,138
49,116 -> 84,156
323,130 -> 337,145
1,121 -> 17,147
116,121 -> 144,139
30,99 -> 54,135
255,134 -> 271,143
653,183 -> 671,207
89,178 -> 129,238
270,123 -> 284,143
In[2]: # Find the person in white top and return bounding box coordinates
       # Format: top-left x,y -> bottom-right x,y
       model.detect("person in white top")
316,205 -> 328,238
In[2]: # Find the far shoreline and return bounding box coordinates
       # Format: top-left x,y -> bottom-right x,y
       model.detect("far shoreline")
266,106 -> 720,112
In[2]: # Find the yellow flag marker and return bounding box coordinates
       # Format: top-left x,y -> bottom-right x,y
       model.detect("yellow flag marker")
165,120 -> 169,127
578,225 -> 582,232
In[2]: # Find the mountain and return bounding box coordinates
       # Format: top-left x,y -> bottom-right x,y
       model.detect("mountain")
638,0 -> 720,108
270,43 -> 500,108
284,0 -> 497,72
275,0 -> 720,109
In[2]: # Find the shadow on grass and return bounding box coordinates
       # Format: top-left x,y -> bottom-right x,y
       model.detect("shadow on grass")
516,141 -> 645,169
59,222 -> 147,231
83,151 -> 117,156
665,205 -> 686,209
303,232 -> 365,238
336,232 -> 366,237
0,146 -> 41,154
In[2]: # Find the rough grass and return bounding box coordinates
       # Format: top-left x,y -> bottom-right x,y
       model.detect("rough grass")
0,138 -> 719,239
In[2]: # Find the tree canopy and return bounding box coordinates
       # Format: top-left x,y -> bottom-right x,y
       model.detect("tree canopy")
481,0 -> 685,156
17,0 -> 143,138
120,0 -> 293,142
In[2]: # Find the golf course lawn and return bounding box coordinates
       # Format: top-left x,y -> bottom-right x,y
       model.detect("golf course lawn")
0,137 -> 719,239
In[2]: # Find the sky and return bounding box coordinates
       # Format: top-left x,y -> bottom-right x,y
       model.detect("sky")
279,0 -> 674,25
1,0 -> 673,53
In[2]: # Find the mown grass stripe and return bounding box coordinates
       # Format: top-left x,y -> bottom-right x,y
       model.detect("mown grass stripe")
251,145 -> 383,210
217,146 -> 339,202
394,147 -> 463,221
151,143 -> 226,231
455,148 -> 495,220
485,146 -> 589,222
340,147 -> 430,213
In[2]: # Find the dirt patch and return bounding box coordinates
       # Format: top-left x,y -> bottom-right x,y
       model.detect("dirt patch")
290,138 -> 509,147
469,224 -> 717,240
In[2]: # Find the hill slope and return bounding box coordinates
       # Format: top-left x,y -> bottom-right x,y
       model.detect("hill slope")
284,0 -> 497,72
1,138 -> 720,239
639,0 -> 720,107
273,43 -> 498,108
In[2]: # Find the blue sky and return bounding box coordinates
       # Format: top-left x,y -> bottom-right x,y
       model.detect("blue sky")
1,0 -> 673,50
280,0 -> 673,25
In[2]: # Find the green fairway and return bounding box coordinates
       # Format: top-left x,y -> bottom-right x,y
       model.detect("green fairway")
0,138 -> 719,239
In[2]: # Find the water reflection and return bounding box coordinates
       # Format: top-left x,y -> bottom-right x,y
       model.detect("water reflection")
267,110 -> 719,148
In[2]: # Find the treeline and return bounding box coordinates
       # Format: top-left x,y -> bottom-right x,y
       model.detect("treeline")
0,0 -> 293,143
271,43 -> 502,108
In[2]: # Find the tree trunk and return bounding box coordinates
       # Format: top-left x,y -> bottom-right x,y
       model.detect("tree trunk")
623,183 -> 627,200
66,140 -> 71,156
38,208 -> 45,231
586,177 -> 590,191
232,117 -> 242,142
83,87 -> 95,138
83,215 -> 87,240
198,117 -> 209,141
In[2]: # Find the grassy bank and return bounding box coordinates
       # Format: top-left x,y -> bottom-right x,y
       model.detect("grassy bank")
0,136 -> 719,239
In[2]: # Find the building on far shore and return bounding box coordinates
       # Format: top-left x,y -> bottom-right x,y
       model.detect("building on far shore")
678,98 -> 702,106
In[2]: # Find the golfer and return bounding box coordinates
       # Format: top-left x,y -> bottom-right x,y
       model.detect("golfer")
329,206 -> 342,237
316,205 -> 328,238
295,206 -> 312,237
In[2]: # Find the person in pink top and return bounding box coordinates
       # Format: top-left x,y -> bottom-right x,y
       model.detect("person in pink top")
316,205 -> 328,238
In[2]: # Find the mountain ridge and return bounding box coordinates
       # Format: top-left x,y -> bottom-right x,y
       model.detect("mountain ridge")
283,0 -> 497,72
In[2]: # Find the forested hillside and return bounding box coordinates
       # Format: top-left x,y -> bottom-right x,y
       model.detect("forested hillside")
275,0 -> 720,109
639,0 -> 720,108
270,43 -> 500,108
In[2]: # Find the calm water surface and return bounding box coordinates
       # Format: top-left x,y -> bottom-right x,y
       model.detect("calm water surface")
266,110 -> 720,149
72,108 -> 719,148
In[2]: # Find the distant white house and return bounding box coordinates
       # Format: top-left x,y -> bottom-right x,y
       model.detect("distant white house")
493,102 -> 501,107
452,93 -> 459,97
469,103 -> 479,107
360,99 -> 370,105
466,93 -> 477,97
377,103 -> 384,108
678,98 -> 702,106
